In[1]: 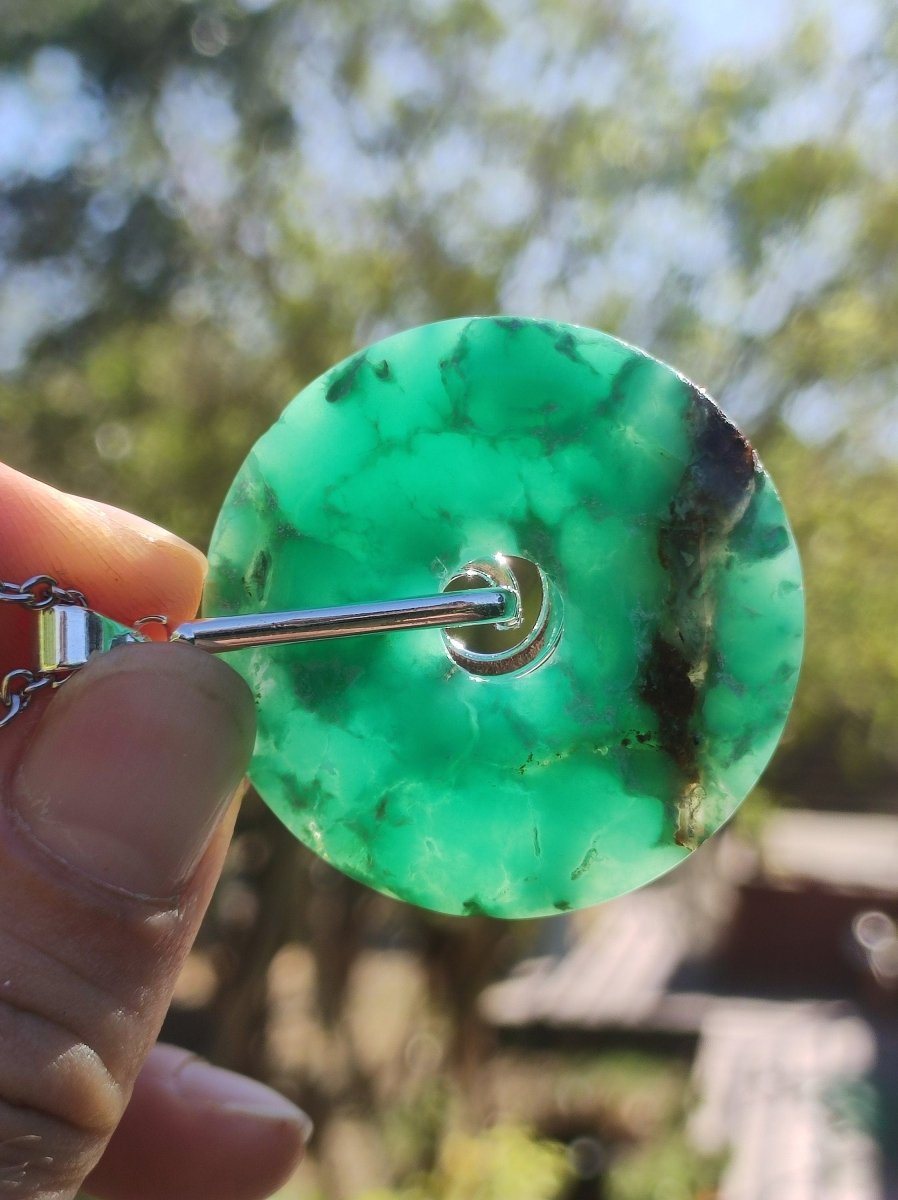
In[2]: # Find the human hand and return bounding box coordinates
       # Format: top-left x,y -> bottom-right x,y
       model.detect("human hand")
0,462 -> 310,1200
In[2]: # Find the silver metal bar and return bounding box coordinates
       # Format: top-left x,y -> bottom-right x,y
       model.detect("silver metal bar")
171,587 -> 518,654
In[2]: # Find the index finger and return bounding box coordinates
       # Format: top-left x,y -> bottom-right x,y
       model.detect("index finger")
0,461 -> 207,677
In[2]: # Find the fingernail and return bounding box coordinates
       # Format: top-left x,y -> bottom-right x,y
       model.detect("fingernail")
174,1055 -> 314,1141
12,643 -> 256,898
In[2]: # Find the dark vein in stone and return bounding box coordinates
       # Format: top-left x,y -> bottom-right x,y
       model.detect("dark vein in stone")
639,384 -> 757,847
325,350 -> 367,403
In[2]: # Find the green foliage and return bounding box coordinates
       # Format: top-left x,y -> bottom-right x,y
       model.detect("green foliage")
605,1130 -> 723,1200
732,143 -> 862,264
562,1049 -> 692,1120
763,431 -> 898,807
594,1055 -> 722,1200
357,1125 -> 572,1200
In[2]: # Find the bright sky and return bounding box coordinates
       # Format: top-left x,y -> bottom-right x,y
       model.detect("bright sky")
647,0 -> 880,61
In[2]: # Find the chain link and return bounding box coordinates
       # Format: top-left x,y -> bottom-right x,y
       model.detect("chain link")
0,671 -> 55,729
1,576 -> 87,729
0,576 -> 88,611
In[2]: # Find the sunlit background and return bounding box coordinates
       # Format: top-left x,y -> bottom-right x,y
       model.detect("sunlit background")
2,0 -> 897,1196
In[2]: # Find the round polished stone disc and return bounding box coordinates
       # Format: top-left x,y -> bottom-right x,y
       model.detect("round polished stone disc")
206,317 -> 804,919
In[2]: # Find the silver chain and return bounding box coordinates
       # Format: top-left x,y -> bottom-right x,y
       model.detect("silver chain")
0,576 -> 88,611
0,577 -> 88,729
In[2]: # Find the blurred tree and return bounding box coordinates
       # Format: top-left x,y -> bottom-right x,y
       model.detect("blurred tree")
1,0 -> 897,1193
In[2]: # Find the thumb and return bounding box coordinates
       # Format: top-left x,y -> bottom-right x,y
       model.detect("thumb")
0,642 -> 257,1198
0,461 -> 286,1198
11,641 -> 253,900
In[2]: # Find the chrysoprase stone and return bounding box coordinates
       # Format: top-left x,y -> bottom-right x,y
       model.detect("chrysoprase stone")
206,317 -> 804,919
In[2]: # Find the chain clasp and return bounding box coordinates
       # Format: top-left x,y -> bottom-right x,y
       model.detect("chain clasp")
0,577 -> 136,729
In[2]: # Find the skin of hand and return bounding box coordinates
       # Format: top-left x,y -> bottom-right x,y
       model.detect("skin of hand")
0,462 -> 311,1200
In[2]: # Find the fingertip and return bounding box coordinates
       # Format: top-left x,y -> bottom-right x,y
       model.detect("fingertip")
87,1044 -> 311,1200
11,642 -> 257,899
0,461 -> 207,628
76,494 -> 208,611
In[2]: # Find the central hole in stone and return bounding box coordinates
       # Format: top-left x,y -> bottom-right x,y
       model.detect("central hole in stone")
441,553 -> 563,678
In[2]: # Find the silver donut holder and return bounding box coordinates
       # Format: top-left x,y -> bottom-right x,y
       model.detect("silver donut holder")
38,583 -> 518,673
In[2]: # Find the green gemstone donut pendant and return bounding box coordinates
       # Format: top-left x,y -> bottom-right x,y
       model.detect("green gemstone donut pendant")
205,317 -> 804,919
